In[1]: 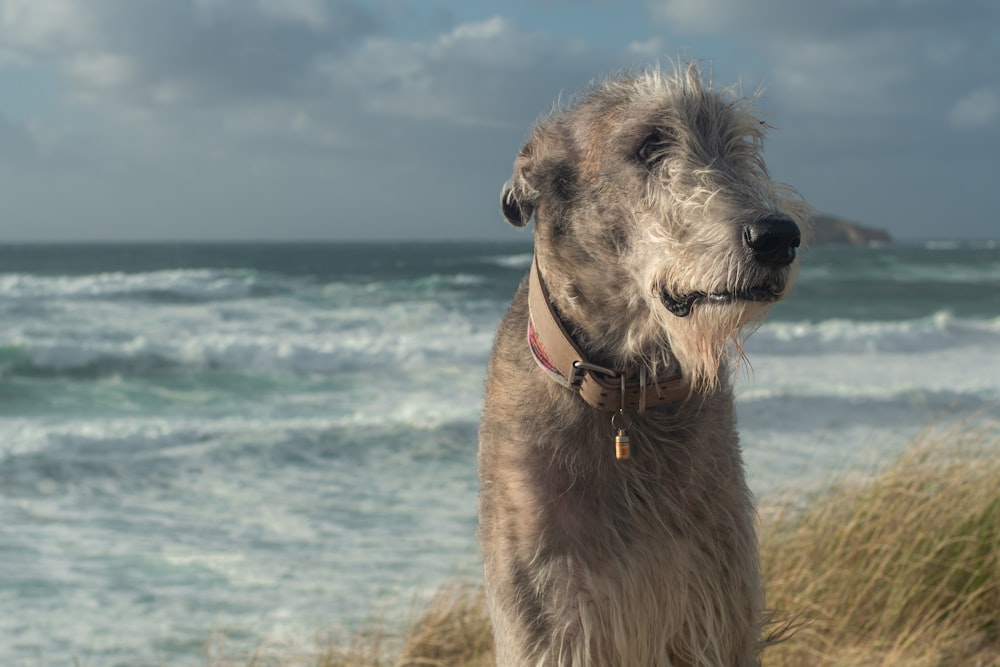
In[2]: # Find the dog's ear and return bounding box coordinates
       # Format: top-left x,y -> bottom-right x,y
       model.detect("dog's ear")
500,179 -> 534,227
500,141 -> 539,227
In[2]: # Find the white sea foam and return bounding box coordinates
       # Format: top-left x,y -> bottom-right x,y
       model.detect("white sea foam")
0,269 -> 263,301
2,295 -> 498,375
446,273 -> 486,286
0,372 -> 486,459
0,402 -> 483,667
489,253 -> 533,269
750,311 -> 1000,355
9,304 -> 997,382
4,242 -> 999,667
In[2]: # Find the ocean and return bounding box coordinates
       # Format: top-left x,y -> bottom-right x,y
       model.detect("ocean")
1,240 -> 998,666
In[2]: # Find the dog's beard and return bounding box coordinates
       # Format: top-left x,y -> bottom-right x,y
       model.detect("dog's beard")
636,247 -> 800,391
650,272 -> 789,392
649,300 -> 768,393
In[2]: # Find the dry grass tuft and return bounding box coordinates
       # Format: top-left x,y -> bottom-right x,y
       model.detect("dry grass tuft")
217,421 -> 999,667
398,581 -> 494,667
760,422 -> 1000,666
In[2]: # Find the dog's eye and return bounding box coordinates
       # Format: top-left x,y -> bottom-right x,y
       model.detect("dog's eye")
636,139 -> 658,163
636,129 -> 676,166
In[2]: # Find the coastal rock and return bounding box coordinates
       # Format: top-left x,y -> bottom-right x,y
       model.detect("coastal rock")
809,214 -> 892,246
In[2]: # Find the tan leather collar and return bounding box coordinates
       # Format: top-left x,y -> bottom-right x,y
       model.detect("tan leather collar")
527,256 -> 691,413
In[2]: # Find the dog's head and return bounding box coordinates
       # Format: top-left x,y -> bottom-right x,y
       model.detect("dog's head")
501,63 -> 810,390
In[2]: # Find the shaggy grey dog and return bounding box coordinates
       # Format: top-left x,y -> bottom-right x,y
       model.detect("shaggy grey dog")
477,63 -> 809,667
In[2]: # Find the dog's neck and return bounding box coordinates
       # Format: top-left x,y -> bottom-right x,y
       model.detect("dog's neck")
527,256 -> 692,412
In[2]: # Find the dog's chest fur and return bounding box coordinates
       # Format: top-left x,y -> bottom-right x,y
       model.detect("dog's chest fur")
478,285 -> 762,666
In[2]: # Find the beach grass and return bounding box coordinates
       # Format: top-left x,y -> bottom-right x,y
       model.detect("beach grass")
759,421 -> 1000,666
212,422 -> 1000,667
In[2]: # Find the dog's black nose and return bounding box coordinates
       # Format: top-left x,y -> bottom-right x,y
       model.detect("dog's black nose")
743,217 -> 801,267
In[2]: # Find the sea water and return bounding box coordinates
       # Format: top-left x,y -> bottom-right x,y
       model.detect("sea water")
1,241 -> 997,665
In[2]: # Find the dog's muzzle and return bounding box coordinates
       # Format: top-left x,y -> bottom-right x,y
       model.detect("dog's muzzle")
660,284 -> 785,317
660,216 -> 800,318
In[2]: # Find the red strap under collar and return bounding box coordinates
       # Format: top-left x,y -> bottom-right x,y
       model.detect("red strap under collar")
526,257 -> 691,412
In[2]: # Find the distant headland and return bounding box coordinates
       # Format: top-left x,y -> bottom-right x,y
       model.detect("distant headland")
810,214 -> 892,246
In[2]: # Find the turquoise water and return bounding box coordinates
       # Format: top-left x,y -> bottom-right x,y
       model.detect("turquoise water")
1,241 -> 997,665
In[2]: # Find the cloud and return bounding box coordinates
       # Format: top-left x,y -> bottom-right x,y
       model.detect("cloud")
0,0 -> 382,109
6,0 -> 991,241
254,0 -> 337,29
627,37 -> 664,60
318,16 -> 597,128
648,0 -> 994,37
645,0 -> 896,35
647,0 -> 1000,127
0,108 -> 93,168
949,87 -> 1000,129
0,112 -> 38,161
0,0 -> 96,60
69,51 -> 134,88
0,2 -> 602,156
765,32 -> 919,118
0,0 -> 616,239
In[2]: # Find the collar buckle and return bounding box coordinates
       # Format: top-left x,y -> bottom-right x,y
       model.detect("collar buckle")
570,360 -> 620,387
527,255 -> 690,412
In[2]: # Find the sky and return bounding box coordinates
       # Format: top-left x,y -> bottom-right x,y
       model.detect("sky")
0,0 -> 997,242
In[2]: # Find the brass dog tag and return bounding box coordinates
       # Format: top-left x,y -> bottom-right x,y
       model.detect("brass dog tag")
615,429 -> 631,461
611,409 -> 631,461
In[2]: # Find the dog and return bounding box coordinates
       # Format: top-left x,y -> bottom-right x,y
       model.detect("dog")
477,63 -> 809,666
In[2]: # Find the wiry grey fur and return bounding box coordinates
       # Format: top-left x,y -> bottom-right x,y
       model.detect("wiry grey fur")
477,63 -> 809,666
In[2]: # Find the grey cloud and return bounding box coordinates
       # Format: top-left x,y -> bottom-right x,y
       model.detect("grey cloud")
648,0 -> 996,38
649,0 -> 1000,130
0,113 -> 38,162
765,31 -> 921,119
1,0 -> 383,108
7,0 -> 989,241
319,17 -> 602,129
949,87 -> 1000,129
0,112 -> 97,170
1,2 -> 605,159
0,2 -> 615,240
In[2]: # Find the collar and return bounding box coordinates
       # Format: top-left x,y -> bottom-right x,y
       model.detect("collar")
526,256 -> 691,413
